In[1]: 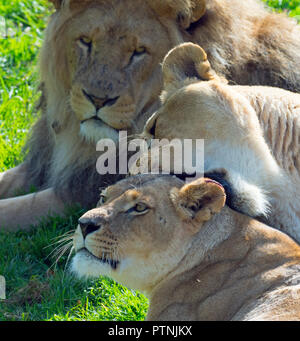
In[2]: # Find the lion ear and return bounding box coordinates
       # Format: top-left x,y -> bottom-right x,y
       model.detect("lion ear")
162,43 -> 221,88
178,0 -> 207,28
150,0 -> 206,29
49,0 -> 63,10
170,178 -> 226,234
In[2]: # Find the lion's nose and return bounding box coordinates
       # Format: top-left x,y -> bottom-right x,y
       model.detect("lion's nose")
78,217 -> 101,239
82,89 -> 119,110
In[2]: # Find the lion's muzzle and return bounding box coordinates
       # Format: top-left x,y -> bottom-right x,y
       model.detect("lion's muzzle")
82,89 -> 120,111
78,217 -> 100,239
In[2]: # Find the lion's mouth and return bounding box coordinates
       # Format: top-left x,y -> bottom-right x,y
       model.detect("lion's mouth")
78,247 -> 120,270
80,115 -> 103,125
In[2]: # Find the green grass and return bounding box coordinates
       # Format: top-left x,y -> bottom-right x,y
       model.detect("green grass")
0,0 -> 49,171
264,0 -> 300,20
0,0 -> 299,321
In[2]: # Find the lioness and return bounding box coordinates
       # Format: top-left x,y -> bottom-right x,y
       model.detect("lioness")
72,175 -> 300,321
138,43 -> 300,243
1,0 -> 300,231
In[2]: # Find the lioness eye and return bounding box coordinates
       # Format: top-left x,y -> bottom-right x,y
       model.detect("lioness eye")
126,202 -> 149,215
134,203 -> 148,213
99,195 -> 107,205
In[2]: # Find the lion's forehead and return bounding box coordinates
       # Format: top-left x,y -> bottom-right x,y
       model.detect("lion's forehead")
104,175 -> 183,202
70,0 -> 158,30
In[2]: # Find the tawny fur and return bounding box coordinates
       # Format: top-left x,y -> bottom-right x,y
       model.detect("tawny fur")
72,175 -> 300,321
1,0 -> 300,230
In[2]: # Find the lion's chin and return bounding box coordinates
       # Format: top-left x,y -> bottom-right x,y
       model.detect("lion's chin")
71,249 -> 119,279
71,250 -> 156,293
80,119 -> 119,144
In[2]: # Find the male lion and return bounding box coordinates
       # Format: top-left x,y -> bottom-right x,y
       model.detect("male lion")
1,0 -> 300,231
72,175 -> 300,321
140,43 -> 300,243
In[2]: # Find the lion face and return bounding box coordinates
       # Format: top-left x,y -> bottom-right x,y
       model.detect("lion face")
43,0 -> 206,143
72,174 -> 226,294
68,2 -> 173,143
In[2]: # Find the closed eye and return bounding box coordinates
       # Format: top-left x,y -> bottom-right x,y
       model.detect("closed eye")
78,36 -> 92,52
129,47 -> 147,66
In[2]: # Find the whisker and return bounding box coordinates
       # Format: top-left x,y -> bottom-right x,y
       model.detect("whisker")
44,230 -> 75,250
50,229 -> 75,241
52,241 -> 73,260
45,235 -> 74,249
49,241 -> 73,272
62,245 -> 75,279
45,237 -> 74,260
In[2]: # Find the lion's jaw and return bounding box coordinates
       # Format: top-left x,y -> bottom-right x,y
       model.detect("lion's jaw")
43,0 -> 182,144
71,175 -> 194,294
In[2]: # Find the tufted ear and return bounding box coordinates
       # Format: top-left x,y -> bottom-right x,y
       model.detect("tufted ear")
149,0 -> 206,29
162,42 -> 222,88
49,0 -> 63,10
170,178 -> 226,233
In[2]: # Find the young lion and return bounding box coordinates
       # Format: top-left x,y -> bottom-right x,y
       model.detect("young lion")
72,175 -> 300,321
139,43 -> 300,243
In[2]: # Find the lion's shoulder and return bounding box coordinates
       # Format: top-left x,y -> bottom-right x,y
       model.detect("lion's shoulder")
234,85 -> 300,179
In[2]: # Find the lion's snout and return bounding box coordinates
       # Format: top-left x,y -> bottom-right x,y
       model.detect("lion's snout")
78,217 -> 100,239
78,209 -> 109,238
82,89 -> 120,111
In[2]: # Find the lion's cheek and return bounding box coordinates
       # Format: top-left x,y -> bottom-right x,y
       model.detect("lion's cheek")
70,86 -> 96,121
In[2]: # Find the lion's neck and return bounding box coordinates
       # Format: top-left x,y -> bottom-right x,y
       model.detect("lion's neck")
147,209 -> 300,321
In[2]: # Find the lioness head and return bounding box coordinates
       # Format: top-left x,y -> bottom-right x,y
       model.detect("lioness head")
72,174 -> 226,293
43,0 -> 206,143
142,42 -> 244,142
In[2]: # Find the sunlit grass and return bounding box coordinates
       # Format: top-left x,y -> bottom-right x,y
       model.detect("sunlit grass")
264,0 -> 300,20
0,0 -> 49,171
